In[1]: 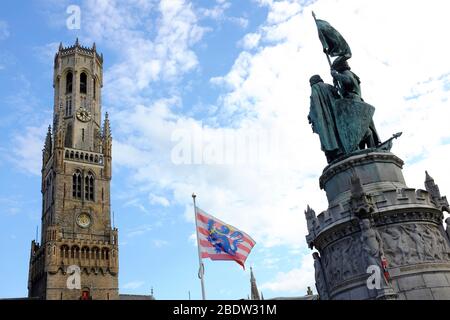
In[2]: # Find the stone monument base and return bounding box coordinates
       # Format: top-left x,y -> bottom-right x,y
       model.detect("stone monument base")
306,151 -> 450,300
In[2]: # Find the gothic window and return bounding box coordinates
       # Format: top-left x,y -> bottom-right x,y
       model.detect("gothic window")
85,172 -> 94,201
66,72 -> 73,94
72,246 -> 80,259
82,246 -> 90,259
60,245 -> 69,258
72,171 -> 82,199
82,129 -> 85,142
80,72 -> 87,94
65,97 -> 72,116
93,78 -> 96,100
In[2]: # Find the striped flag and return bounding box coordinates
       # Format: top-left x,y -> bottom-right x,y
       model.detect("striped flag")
196,207 -> 256,269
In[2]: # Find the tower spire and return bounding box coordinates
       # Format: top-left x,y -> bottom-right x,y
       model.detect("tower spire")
103,112 -> 111,138
42,125 -> 53,166
250,267 -> 261,300
425,171 -> 441,200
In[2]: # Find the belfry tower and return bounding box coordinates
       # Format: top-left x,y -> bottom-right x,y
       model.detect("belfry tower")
27,40 -> 119,300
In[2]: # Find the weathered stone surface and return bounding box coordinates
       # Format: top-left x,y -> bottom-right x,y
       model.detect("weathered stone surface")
405,288 -> 434,300
28,41 -> 118,300
306,151 -> 450,300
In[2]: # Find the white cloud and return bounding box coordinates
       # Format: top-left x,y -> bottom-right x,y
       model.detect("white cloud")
152,239 -> 169,248
9,125 -> 47,175
149,193 -> 170,207
33,42 -> 60,64
0,21 -> 9,40
261,252 -> 315,294
238,33 -> 261,50
122,280 -> 145,289
125,224 -> 153,237
228,16 -> 249,29
78,0 -> 207,106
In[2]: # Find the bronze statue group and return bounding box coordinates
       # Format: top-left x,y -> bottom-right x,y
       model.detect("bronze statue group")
308,14 -> 382,164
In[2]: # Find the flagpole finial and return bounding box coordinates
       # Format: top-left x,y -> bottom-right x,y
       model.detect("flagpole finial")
192,193 -> 196,199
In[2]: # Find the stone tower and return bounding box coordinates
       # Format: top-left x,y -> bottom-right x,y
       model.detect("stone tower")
28,40 -> 118,300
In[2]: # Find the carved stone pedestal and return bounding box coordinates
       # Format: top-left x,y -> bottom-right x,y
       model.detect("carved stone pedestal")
305,151 -> 450,300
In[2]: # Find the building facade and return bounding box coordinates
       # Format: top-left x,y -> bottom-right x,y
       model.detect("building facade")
28,40 -> 119,300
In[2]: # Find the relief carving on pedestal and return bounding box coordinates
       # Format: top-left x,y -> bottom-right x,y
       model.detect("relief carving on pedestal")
380,223 -> 450,267
321,234 -> 364,288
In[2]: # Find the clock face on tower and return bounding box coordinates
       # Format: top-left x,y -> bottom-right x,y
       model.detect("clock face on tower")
76,108 -> 92,122
76,213 -> 91,228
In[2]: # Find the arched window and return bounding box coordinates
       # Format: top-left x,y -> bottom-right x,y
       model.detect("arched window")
82,246 -> 90,259
80,72 -> 87,94
66,72 -> 73,94
60,245 -> 69,259
93,78 -> 96,99
85,172 -> 94,201
65,97 -> 72,116
92,247 -> 99,260
72,246 -> 80,259
72,171 -> 82,199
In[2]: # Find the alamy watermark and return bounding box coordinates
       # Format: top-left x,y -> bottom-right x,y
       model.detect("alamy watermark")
170,124 -> 301,168
366,265 -> 382,290
66,264 -> 81,290
66,5 -> 81,30
366,261 -> 390,290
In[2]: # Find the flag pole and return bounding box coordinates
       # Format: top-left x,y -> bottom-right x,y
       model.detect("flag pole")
192,193 -> 206,300
312,11 -> 332,68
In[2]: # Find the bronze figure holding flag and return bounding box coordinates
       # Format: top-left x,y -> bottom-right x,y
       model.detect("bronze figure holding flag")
308,12 -> 382,163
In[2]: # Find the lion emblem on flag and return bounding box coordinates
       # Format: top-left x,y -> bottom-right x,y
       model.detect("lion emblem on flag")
207,219 -> 244,256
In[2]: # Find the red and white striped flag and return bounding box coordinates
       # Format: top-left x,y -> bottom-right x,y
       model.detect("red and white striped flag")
195,207 -> 256,269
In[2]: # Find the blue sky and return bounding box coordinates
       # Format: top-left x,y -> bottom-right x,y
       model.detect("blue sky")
1,0 -> 450,300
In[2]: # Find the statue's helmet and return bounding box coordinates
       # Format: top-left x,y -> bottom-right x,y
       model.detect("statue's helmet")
309,75 -> 323,86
